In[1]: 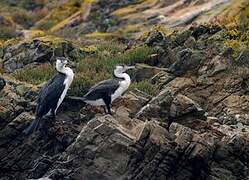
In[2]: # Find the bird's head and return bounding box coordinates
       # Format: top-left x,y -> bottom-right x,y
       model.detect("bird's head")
56,57 -> 68,70
114,64 -> 136,76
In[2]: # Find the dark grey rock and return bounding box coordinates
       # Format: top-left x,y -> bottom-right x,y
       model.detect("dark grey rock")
2,38 -> 80,73
169,48 -> 205,76
0,76 -> 6,91
235,50 -> 249,67
170,94 -> 205,119
151,71 -> 175,87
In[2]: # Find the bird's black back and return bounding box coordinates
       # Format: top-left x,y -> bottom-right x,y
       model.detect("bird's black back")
83,78 -> 122,100
36,73 -> 66,118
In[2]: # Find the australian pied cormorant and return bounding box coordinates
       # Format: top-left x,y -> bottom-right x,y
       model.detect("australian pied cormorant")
23,57 -> 74,135
70,64 -> 135,114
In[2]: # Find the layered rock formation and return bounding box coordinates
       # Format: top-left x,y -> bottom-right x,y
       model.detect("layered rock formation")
0,22 -> 249,180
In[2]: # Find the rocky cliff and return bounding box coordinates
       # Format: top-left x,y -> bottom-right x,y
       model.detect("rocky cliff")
0,0 -> 249,180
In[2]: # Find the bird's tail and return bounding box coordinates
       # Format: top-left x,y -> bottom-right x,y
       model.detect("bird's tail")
67,96 -> 87,102
23,117 -> 42,135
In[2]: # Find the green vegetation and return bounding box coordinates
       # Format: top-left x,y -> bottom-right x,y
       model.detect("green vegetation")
0,0 -> 49,40
0,26 -> 17,40
68,70 -> 109,96
70,41 -> 153,96
19,0 -> 46,10
13,64 -> 55,85
131,80 -> 159,96
217,0 -> 249,59
76,41 -> 153,74
11,40 -> 154,96
35,0 -> 86,30
3,0 -> 46,11
12,10 -> 34,28
0,16 -> 17,40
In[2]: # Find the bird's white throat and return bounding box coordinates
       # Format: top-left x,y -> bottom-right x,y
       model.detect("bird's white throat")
56,65 -> 74,81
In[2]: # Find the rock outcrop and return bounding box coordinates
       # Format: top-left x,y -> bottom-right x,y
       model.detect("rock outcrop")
0,76 -> 5,91
0,23 -> 249,180
2,37 -> 82,73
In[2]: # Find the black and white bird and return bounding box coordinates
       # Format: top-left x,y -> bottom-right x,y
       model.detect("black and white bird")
23,57 -> 74,135
71,64 -> 135,114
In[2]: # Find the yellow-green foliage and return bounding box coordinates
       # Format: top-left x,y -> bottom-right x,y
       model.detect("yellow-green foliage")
0,15 -> 17,40
111,0 -> 158,18
3,0 -> 47,11
11,40 -> 154,97
216,0 -> 249,59
140,24 -> 170,41
68,70 -> 109,96
71,41 -> 153,96
0,26 -> 16,40
225,39 -> 248,59
37,35 -> 67,45
80,45 -> 97,53
11,9 -> 34,28
85,32 -> 115,39
131,80 -> 159,96
111,6 -> 136,17
35,0 -> 86,30
50,0 -> 94,33
239,4 -> 249,32
94,45 -> 153,73
13,64 -> 54,85
115,24 -> 142,38
0,0 -> 49,36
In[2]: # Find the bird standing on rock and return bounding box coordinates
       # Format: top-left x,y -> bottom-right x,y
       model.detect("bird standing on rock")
23,57 -> 74,135
70,64 -> 135,114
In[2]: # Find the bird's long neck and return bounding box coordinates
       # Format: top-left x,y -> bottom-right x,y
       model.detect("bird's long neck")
56,66 -> 74,82
57,66 -> 70,75
114,72 -> 131,84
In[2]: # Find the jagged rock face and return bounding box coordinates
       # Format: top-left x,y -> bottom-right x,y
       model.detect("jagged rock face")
2,38 -> 78,73
0,76 -> 5,91
0,23 -> 249,180
169,48 -> 205,75
6,114 -> 247,180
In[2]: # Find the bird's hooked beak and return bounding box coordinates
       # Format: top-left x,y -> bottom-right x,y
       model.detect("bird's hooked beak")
124,65 -> 136,71
61,59 -> 68,66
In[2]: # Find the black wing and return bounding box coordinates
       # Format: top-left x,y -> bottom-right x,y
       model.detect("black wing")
36,73 -> 66,117
83,78 -> 120,100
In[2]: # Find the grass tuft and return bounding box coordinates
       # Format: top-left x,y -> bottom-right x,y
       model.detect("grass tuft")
13,64 -> 55,85
131,80 -> 159,96
71,41 -> 153,95
12,40 -> 154,97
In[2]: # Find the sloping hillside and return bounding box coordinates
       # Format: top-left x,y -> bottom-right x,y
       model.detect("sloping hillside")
1,0 -> 248,40
0,0 -> 249,180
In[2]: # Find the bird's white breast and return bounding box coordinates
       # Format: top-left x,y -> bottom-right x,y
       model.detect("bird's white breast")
55,68 -> 74,113
111,73 -> 131,102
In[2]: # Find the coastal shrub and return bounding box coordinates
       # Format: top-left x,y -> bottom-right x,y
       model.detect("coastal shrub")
0,27 -> 17,40
0,16 -> 17,40
70,41 -> 153,96
12,10 -> 33,28
131,80 -> 159,96
216,1 -> 249,59
68,71 -> 110,96
13,64 -> 54,85
12,40 -> 154,97
20,0 -> 46,10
